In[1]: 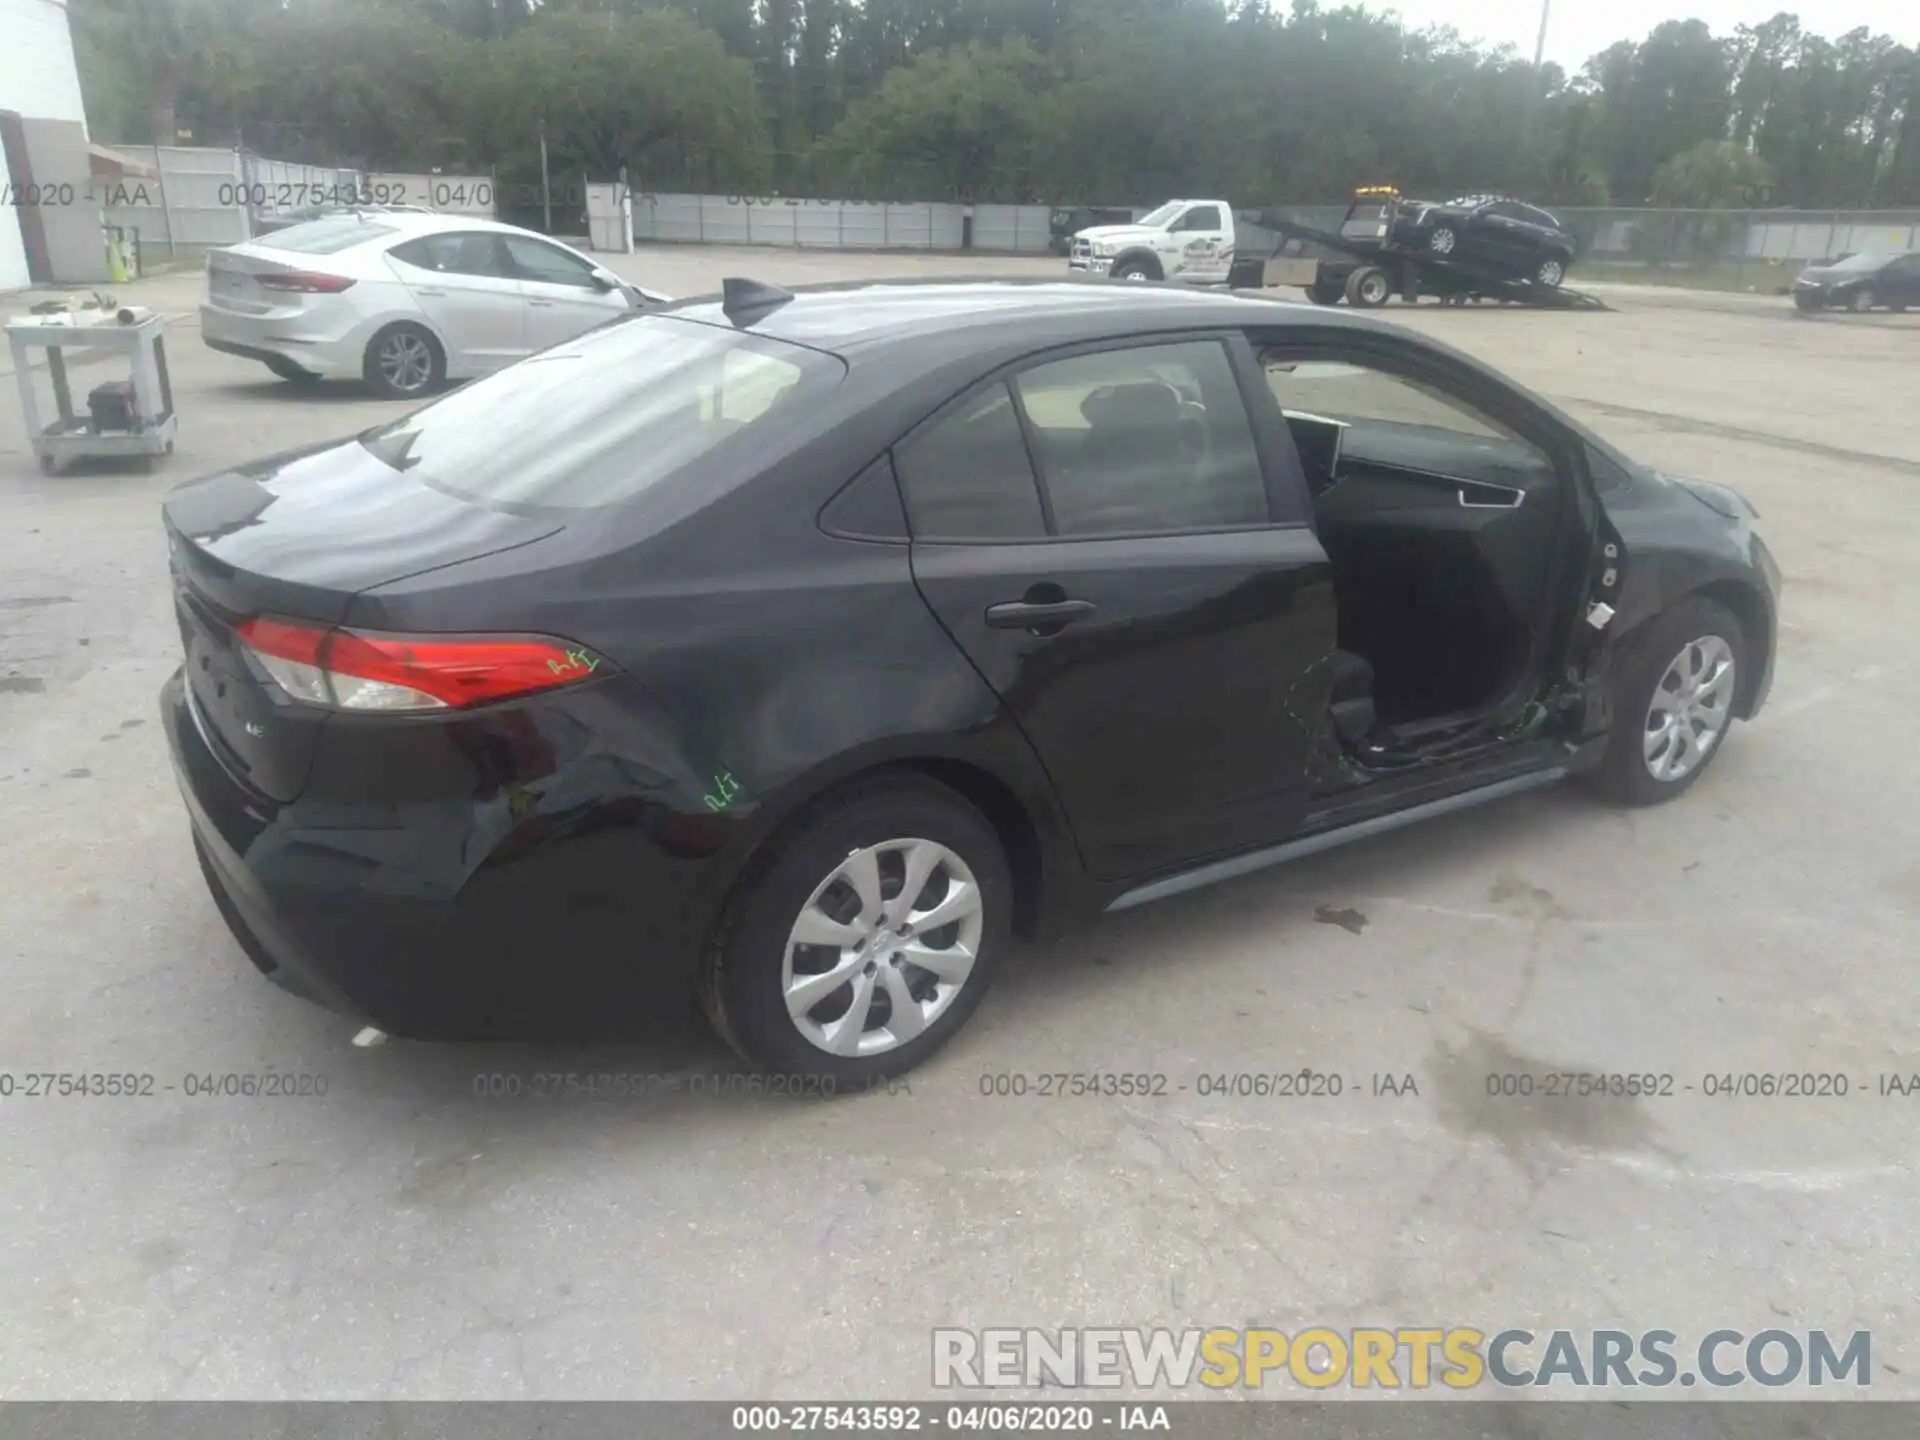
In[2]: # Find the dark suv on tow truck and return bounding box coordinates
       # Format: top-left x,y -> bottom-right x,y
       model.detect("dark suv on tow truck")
1347,191 -> 1579,289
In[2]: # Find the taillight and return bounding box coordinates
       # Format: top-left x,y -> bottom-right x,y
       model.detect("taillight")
236,617 -> 608,712
255,270 -> 357,294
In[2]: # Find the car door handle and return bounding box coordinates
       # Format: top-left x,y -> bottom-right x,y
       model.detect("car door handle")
528,298 -> 554,307
414,287 -> 447,297
1458,484 -> 1526,509
985,598 -> 1097,631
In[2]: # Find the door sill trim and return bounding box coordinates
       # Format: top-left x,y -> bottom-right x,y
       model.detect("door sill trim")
1104,765 -> 1568,912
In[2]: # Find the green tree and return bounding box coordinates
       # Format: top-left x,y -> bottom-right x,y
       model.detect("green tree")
70,0 -> 256,143
821,40 -> 1051,198
1649,138 -> 1774,206
473,11 -> 767,191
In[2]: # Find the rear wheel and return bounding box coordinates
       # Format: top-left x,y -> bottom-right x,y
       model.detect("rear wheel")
264,357 -> 320,384
1344,265 -> 1391,308
701,776 -> 1012,1085
363,323 -> 445,400
1583,597 -> 1746,807
1307,277 -> 1344,305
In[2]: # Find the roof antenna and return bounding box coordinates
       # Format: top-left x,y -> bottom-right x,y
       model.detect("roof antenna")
721,277 -> 795,328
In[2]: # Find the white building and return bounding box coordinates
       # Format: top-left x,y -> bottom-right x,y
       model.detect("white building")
0,0 -> 99,290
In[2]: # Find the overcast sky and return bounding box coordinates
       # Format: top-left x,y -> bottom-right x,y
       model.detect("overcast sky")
1373,0 -> 1920,70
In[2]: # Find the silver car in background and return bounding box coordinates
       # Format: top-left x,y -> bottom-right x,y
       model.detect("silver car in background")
200,212 -> 670,398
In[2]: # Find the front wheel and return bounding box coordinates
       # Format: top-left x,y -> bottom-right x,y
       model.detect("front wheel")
1109,257 -> 1159,283
1792,291 -> 1822,313
1535,254 -> 1568,288
1428,224 -> 1459,256
1848,289 -> 1874,313
1583,597 -> 1746,807
701,776 -> 1012,1084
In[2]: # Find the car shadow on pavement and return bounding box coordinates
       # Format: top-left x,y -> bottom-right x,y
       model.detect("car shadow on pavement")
217,380 -> 400,406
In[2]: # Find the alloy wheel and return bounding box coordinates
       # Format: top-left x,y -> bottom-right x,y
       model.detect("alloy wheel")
1538,258 -> 1565,287
1643,635 -> 1736,783
378,333 -> 435,393
782,838 -> 984,1057
1429,227 -> 1456,255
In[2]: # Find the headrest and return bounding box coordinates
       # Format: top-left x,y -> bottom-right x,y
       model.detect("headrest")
1080,382 -> 1182,430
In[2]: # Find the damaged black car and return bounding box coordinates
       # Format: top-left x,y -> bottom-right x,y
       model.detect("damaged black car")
162,279 -> 1779,1082
1382,194 -> 1579,288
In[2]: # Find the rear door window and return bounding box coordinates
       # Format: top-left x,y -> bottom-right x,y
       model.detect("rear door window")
357,316 -> 843,511
1013,340 -> 1268,536
389,233 -> 514,279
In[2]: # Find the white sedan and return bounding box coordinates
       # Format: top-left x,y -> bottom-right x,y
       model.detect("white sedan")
200,212 -> 671,398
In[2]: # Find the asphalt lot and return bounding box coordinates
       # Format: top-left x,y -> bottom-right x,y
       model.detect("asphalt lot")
1,246 -> 1917,1402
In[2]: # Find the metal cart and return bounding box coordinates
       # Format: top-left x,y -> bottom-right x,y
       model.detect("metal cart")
7,311 -> 178,474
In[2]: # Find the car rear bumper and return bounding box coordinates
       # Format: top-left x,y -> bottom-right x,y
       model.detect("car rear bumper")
162,667 -> 721,1039
199,303 -> 364,378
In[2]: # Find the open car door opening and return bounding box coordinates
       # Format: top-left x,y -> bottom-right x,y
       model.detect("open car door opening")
1257,340 -> 1594,782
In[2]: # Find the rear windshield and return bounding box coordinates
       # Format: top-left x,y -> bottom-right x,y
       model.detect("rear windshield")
258,217 -> 399,254
359,315 -> 845,510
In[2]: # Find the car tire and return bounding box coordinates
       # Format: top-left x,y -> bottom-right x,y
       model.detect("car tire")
1848,289 -> 1873,313
1792,291 -> 1822,313
1535,254 -> 1569,288
701,774 -> 1012,1085
1428,224 -> 1459,256
1109,257 -> 1159,283
1583,596 -> 1747,808
1344,265 -> 1391,308
362,323 -> 445,400
264,357 -> 321,384
1307,277 -> 1344,305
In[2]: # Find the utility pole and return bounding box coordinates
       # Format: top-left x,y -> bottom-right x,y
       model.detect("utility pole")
539,118 -> 552,234
1532,0 -> 1551,70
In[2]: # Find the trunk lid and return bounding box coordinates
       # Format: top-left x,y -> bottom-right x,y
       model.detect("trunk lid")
163,438 -> 562,801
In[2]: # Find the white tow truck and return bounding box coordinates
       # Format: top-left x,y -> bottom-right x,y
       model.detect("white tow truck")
1064,199 -> 1235,285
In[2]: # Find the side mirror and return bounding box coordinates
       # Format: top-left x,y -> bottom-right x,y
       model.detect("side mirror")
589,267 -> 620,292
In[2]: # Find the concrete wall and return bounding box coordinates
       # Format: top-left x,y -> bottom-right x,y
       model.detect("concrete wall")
0,0 -> 90,290
631,192 -> 1055,252
97,148 -> 499,260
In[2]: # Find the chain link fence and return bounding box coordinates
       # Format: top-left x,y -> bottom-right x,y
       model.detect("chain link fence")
1552,207 -> 1920,293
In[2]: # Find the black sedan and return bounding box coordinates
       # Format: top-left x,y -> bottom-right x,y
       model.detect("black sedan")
1791,250 -> 1920,312
162,278 -> 1779,1082
1390,195 -> 1578,288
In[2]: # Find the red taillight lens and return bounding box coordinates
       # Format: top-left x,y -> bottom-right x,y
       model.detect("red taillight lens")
236,617 -> 608,712
255,270 -> 357,294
